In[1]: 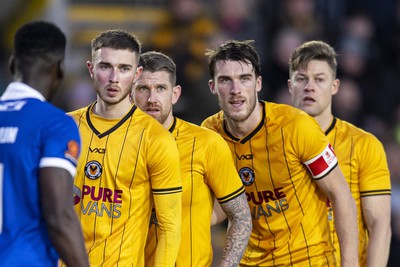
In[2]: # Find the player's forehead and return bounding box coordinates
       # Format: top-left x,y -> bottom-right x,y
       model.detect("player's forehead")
294,60 -> 333,76
136,70 -> 172,86
214,60 -> 255,77
93,47 -> 137,66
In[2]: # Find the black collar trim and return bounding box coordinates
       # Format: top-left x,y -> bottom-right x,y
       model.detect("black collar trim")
86,102 -> 137,138
325,117 -> 337,135
223,101 -> 266,144
168,117 -> 177,134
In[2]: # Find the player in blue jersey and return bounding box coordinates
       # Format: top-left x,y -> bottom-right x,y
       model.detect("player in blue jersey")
0,21 -> 89,266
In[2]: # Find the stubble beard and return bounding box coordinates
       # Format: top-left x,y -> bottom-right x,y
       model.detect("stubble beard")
96,85 -> 131,106
147,104 -> 171,126
219,94 -> 257,123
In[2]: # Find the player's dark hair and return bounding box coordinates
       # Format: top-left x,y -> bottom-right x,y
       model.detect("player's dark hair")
13,21 -> 66,74
91,29 -> 141,60
289,40 -> 338,78
14,21 -> 66,59
139,51 -> 177,86
205,40 -> 261,78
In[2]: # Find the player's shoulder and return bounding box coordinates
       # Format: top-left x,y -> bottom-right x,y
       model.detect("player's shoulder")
201,110 -> 224,133
67,106 -> 89,120
335,118 -> 382,143
29,100 -> 74,124
176,117 -> 225,141
264,101 -> 317,128
134,107 -> 172,136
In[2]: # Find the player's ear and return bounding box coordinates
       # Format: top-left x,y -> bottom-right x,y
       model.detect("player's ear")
209,79 -> 217,95
332,79 -> 340,96
8,55 -> 15,75
288,79 -> 292,94
134,66 -> 143,82
86,61 -> 94,79
172,85 -> 181,105
57,60 -> 65,80
256,75 -> 262,93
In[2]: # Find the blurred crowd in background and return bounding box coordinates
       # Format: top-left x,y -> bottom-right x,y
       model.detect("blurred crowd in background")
1,0 -> 400,265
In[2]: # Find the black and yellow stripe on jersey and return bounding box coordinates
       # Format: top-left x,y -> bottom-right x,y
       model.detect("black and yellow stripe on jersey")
202,101 -> 337,266
67,103 -> 182,266
146,117 -> 245,267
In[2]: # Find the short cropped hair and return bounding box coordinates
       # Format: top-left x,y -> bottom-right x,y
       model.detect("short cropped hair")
205,40 -> 261,79
139,51 -> 177,86
13,21 -> 66,60
91,29 -> 141,60
289,40 -> 338,78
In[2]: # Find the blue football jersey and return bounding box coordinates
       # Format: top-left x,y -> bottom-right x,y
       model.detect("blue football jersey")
0,82 -> 81,266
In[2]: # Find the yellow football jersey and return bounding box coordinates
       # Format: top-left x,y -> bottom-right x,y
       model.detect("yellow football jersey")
145,117 -> 245,266
202,101 -> 337,266
67,103 -> 182,266
326,117 -> 391,266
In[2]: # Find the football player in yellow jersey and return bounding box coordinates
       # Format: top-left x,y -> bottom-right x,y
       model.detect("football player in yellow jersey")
288,40 -> 391,267
131,51 -> 252,267
202,40 -> 358,266
63,30 -> 183,266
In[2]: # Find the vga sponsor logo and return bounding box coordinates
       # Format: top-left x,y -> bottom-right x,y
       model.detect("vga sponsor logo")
89,147 -> 106,154
74,185 -> 122,218
239,167 -> 255,186
246,187 -> 289,220
85,160 -> 102,180
236,154 -> 253,160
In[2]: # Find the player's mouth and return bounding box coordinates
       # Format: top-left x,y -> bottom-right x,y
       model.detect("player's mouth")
145,106 -> 160,115
106,87 -> 119,96
229,99 -> 245,108
303,96 -> 315,105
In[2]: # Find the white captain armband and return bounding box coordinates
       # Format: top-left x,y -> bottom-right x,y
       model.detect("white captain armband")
304,144 -> 337,179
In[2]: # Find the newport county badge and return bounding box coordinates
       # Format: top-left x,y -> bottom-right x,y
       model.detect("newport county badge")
239,167 -> 255,186
84,160 -> 102,180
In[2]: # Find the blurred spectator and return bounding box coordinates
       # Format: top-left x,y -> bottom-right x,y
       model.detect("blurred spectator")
53,75 -> 96,111
335,10 -> 385,120
1,2 -> 400,264
215,0 -> 266,51
270,0 -> 324,40
262,27 -> 305,100
332,78 -> 363,126
146,0 -> 221,124
272,84 -> 292,106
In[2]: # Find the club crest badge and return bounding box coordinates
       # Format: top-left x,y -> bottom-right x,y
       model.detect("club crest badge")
85,160 -> 102,180
239,167 -> 255,186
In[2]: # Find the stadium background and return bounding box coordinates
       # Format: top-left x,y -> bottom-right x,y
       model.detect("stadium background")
1,0 -> 399,266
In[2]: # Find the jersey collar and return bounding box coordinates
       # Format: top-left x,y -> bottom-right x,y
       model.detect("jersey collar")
325,117 -> 337,135
223,101 -> 266,144
1,82 -> 45,101
168,117 -> 177,134
85,101 -> 137,138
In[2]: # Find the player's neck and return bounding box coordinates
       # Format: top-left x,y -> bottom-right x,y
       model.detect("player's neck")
315,112 -> 334,132
163,114 -> 174,130
93,98 -> 132,119
225,102 -> 262,139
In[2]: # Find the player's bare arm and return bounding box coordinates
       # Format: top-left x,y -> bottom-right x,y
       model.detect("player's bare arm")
362,195 -> 391,267
40,167 -> 89,267
315,166 -> 359,267
211,200 -> 228,225
218,192 -> 252,267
